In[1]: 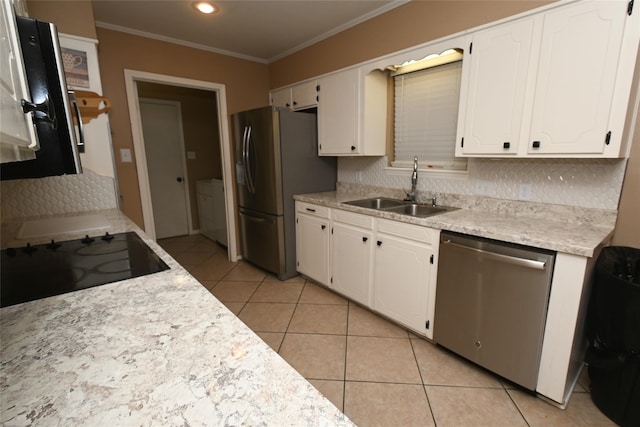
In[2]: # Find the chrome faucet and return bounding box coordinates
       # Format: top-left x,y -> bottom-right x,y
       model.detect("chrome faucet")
405,156 -> 418,202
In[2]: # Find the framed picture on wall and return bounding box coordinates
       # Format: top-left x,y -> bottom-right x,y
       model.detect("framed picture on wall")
58,33 -> 103,94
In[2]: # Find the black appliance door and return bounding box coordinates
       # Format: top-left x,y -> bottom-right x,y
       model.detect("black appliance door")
1,16 -> 81,180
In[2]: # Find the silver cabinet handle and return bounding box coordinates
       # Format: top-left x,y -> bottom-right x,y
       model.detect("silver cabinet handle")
245,125 -> 256,194
443,240 -> 547,270
68,91 -> 85,152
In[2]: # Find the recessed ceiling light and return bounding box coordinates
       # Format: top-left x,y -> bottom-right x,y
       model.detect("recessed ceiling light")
194,2 -> 216,14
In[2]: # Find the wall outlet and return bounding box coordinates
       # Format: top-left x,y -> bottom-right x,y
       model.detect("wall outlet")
187,151 -> 196,160
518,183 -> 532,200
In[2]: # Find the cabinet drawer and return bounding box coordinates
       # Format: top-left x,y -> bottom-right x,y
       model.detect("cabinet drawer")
296,201 -> 330,219
332,209 -> 373,229
376,218 -> 436,244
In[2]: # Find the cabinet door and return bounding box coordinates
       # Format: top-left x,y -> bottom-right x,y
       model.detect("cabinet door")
331,221 -> 373,306
0,0 -> 37,163
291,80 -> 317,110
270,88 -> 292,109
373,233 -> 431,334
528,1 -> 626,155
296,212 -> 330,285
317,68 -> 360,155
459,18 -> 535,155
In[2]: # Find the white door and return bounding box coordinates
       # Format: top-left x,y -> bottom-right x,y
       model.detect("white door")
295,212 -> 330,285
140,99 -> 190,239
373,232 -> 431,334
317,68 -> 360,155
331,221 -> 372,306
459,18 -> 535,155
528,0 -> 626,155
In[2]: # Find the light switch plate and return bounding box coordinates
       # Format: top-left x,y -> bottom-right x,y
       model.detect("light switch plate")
187,151 -> 196,160
120,148 -> 132,163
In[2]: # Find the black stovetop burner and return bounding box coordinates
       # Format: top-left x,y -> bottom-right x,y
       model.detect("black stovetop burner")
1,232 -> 170,308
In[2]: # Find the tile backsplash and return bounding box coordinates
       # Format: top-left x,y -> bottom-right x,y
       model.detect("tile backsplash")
338,156 -> 627,210
1,170 -> 118,220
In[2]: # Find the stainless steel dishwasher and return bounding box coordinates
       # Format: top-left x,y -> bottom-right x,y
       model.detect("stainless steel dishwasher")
434,231 -> 556,391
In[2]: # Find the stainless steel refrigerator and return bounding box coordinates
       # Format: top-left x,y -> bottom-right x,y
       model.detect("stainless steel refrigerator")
233,106 -> 336,280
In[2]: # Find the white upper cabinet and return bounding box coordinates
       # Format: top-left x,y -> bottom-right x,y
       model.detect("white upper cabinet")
457,0 -> 639,158
0,0 -> 38,163
458,18 -> 536,155
528,0 -> 630,155
270,87 -> 292,109
291,80 -> 317,110
270,80 -> 317,111
317,67 -> 386,156
317,68 -> 360,155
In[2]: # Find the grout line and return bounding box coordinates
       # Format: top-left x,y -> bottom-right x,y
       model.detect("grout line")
342,303 -> 350,414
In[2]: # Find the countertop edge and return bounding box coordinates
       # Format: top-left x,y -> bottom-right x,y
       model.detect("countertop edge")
294,192 -> 613,258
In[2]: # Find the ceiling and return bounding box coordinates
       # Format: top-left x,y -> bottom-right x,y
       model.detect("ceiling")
91,0 -> 406,63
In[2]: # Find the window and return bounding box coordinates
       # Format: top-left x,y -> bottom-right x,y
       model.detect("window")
392,52 -> 466,171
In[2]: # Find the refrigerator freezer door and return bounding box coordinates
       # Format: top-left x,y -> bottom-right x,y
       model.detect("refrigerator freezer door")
233,107 -> 283,216
239,207 -> 285,275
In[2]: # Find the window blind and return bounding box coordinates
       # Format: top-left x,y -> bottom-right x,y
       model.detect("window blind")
393,61 -> 466,170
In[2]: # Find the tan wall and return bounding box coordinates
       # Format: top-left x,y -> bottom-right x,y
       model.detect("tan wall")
96,27 -> 269,228
612,117 -> 640,248
137,82 -> 222,230
26,0 -> 97,39
268,1 -> 552,88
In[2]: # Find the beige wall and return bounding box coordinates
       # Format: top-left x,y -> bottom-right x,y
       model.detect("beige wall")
137,82 -> 222,230
96,27 -> 269,228
26,0 -> 97,39
268,1 -> 552,88
612,117 -> 640,248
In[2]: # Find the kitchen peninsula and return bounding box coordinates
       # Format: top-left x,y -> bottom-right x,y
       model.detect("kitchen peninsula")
0,209 -> 353,426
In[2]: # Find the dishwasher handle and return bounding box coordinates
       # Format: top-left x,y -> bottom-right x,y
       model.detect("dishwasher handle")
443,239 -> 547,270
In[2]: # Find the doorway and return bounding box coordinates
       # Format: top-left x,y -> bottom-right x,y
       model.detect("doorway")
139,98 -> 191,239
124,69 -> 239,262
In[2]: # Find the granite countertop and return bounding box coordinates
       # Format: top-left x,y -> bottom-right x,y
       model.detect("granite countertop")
0,210 -> 353,426
294,191 -> 614,257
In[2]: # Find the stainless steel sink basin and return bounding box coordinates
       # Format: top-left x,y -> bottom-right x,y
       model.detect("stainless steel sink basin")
343,197 -> 456,218
384,203 -> 448,218
344,197 -> 406,210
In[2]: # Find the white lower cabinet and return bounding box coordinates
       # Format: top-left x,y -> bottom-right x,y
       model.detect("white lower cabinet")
330,209 -> 374,307
373,219 -> 439,337
295,202 -> 439,338
295,202 -> 331,286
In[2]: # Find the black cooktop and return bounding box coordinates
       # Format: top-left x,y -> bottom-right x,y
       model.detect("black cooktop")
1,232 -> 170,308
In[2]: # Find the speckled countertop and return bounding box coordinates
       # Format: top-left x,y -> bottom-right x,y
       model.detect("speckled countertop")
294,190 -> 615,258
0,209 -> 353,426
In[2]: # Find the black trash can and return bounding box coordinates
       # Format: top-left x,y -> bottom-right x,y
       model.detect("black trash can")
586,246 -> 640,427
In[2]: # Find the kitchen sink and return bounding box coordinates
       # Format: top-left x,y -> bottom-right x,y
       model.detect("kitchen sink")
344,197 -> 406,210
384,203 -> 448,217
343,197 -> 456,218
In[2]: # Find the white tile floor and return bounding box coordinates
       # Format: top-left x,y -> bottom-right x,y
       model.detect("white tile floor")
158,234 -> 616,427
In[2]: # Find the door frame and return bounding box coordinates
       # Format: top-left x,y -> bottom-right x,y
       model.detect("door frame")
139,97 -> 192,238
124,69 -> 239,261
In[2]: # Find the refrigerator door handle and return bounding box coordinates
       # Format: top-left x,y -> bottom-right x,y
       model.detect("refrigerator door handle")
241,125 -> 253,194
245,125 -> 256,194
